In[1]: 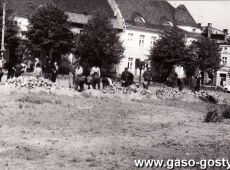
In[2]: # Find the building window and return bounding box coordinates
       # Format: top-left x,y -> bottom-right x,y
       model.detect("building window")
225,47 -> 228,50
150,36 -> 156,47
128,33 -> 133,42
128,58 -> 133,70
222,57 -> 227,65
139,35 -> 145,48
192,29 -> 196,32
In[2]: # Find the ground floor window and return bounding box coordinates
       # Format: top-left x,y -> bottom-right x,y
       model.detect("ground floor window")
220,73 -> 227,86
128,57 -> 133,70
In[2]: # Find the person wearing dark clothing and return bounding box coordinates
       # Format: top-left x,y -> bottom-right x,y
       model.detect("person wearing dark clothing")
43,60 -> 52,80
177,78 -> 184,91
121,67 -> 134,87
143,68 -> 152,89
51,62 -> 58,82
14,63 -> 23,77
166,69 -> 177,88
90,65 -> 101,90
195,77 -> 201,92
7,62 -> 15,79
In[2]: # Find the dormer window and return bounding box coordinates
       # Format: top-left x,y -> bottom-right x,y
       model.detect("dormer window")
163,21 -> 173,27
135,17 -> 146,23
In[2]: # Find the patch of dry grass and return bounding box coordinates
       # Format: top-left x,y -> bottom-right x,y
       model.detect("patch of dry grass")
0,89 -> 230,169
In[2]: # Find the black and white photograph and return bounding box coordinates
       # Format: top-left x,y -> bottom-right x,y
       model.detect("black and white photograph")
0,0 -> 230,169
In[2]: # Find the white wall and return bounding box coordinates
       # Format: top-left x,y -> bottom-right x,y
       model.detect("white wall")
117,28 -> 160,76
220,45 -> 230,66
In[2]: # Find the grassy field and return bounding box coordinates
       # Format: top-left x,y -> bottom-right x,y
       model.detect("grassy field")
0,86 -> 230,170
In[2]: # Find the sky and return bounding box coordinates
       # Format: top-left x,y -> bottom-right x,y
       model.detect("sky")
168,1 -> 230,31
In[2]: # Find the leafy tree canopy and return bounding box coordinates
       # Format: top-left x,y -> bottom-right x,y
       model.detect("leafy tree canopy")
26,4 -> 75,61
189,37 -> 221,73
76,11 -> 124,72
149,27 -> 188,72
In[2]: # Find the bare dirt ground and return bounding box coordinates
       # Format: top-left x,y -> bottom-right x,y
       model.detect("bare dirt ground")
0,85 -> 230,170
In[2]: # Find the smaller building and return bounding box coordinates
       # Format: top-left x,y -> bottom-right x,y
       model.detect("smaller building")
201,23 -> 230,86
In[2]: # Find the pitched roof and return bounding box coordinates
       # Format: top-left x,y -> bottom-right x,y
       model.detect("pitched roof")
8,0 -> 114,18
115,0 -> 175,25
115,0 -> 199,29
174,4 -> 198,28
66,12 -> 124,30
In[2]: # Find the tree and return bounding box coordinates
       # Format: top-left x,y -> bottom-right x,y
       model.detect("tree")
149,27 -> 189,80
27,4 -> 75,61
135,59 -> 146,84
76,11 -> 124,74
0,1 -> 20,63
189,37 -> 221,73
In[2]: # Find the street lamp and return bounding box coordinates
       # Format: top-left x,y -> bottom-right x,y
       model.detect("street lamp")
1,0 -> 6,59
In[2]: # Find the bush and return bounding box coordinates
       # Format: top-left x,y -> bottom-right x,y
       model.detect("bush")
204,106 -> 223,123
220,104 -> 230,119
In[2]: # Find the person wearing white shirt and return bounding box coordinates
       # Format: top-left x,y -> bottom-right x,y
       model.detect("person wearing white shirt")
174,65 -> 186,91
74,65 -> 84,91
90,65 -> 101,89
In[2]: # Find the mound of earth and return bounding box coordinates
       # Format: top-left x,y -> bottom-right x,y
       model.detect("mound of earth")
156,87 -> 227,104
6,76 -> 56,89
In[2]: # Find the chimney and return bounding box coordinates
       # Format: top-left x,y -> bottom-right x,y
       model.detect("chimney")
223,29 -> 228,42
207,23 -> 212,38
198,23 -> 202,27
208,23 -> 212,27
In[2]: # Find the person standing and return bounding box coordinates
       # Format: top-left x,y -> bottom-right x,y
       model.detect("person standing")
174,65 -> 186,91
7,62 -> 14,79
0,57 -> 6,82
74,64 -> 84,91
33,63 -> 42,78
121,67 -> 134,87
143,67 -> 152,89
51,61 -> 58,82
43,59 -> 52,80
90,65 -> 101,90
34,58 -> 41,69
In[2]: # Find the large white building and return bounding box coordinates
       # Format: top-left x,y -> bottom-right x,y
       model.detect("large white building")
11,0 -> 202,77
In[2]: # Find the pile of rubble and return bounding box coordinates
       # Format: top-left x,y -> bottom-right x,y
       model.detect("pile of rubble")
5,77 -> 56,89
156,87 -> 227,104
102,83 -> 151,96
156,87 -> 186,99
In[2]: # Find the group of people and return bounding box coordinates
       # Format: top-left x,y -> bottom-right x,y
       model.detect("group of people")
73,64 -> 112,92
0,56 -> 28,82
120,67 -> 152,89
72,65 -> 154,92
166,65 -> 203,92
33,58 -> 59,82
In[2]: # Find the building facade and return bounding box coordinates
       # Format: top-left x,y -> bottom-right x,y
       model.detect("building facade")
12,0 -> 202,77
201,23 -> 230,86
